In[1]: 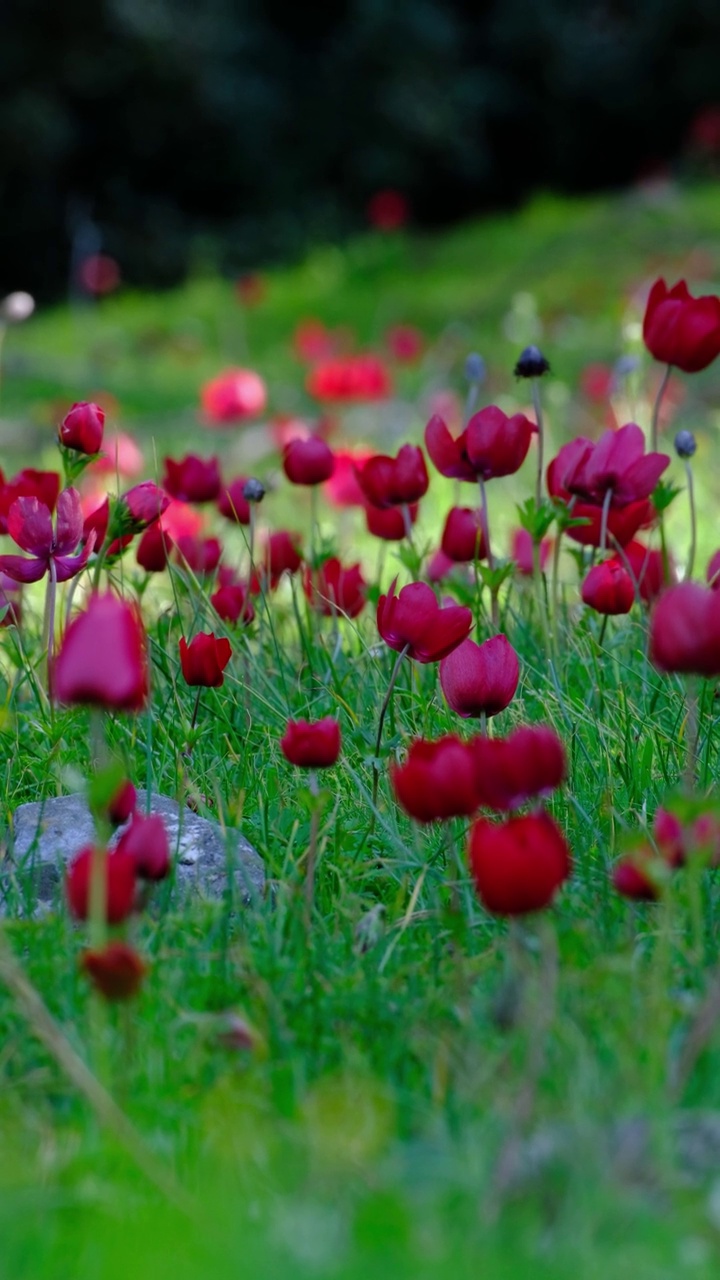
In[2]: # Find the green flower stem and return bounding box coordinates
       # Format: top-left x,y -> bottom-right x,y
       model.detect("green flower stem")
650,363 -> 672,454
599,487 -> 613,554
372,643 -> 411,810
684,678 -> 699,791
478,477 -> 499,630
304,770 -> 320,929
42,558 -> 58,693
531,379 -> 545,512
684,459 -> 697,581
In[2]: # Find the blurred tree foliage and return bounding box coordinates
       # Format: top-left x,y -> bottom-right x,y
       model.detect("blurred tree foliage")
1,0 -> 719,297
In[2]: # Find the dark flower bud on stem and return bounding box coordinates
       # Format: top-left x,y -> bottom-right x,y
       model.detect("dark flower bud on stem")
514,346 -> 550,379
242,478 -> 265,504
465,353 -> 486,384
674,430 -> 697,459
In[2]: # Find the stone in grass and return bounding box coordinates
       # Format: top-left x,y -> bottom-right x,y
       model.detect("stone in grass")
3,790 -> 264,917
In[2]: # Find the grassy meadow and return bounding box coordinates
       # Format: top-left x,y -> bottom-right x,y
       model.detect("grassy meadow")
1,183 -> 720,1279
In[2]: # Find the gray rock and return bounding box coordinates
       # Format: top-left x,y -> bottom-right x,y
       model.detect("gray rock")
3,790 -> 264,917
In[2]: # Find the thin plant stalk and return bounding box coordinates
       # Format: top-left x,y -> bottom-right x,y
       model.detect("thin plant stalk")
88,709 -> 110,953
684,458 -> 697,581
305,770 -> 320,928
531,379 -> 545,512
42,558 -> 58,691
684,679 -> 700,790
401,503 -> 414,548
478,476 -> 499,630
650,363 -> 672,453
372,643 -> 410,808
599,487 -> 613,554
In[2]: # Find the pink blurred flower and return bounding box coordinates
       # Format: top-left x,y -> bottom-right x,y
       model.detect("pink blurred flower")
201,368 -> 267,424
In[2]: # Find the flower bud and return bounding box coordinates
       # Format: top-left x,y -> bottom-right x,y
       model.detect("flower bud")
242,478 -> 265,503
59,402 -> 105,455
464,352 -> 486,383
514,345 -> 550,378
674,429 -> 697,459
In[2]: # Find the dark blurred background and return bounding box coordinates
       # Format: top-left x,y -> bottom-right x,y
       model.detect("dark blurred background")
3,0 -> 720,300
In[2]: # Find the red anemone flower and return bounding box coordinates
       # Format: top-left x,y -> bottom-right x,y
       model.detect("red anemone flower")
59,402 -> 105,455
81,943 -> 147,1001
306,354 -> 392,403
121,481 -> 170,532
556,424 -> 669,508
283,436 -> 336,486
179,633 -> 232,687
323,448 -> 374,508
217,477 -> 252,525
66,847 -> 137,923
425,407 -> 534,482
643,278 -> 720,373
200,368 -> 267,424
174,534 -> 223,577
364,502 -> 419,542
303,558 -> 366,618
280,717 -> 341,768
581,560 -> 635,615
622,540 -> 673,604
649,582 -> 720,677
377,579 -> 473,663
440,507 -> 487,563
469,810 -> 571,916
0,488 -> 94,583
53,592 -> 148,710
250,531 -> 303,591
116,813 -> 171,881
391,736 -> 479,822
471,725 -> 566,811
0,469 -> 60,536
211,583 -> 255,625
440,635 -> 520,719
354,444 -> 429,509
162,454 -> 221,503
136,523 -> 174,573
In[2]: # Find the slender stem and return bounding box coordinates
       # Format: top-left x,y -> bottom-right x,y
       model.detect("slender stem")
609,534 -> 642,606
372,644 -> 410,809
550,521 -> 563,651
532,538 -> 552,663
310,484 -> 319,557
531,380 -> 544,511
478,478 -> 494,571
599,486 -> 613,554
247,506 -> 257,585
685,459 -> 697,581
684,678 -> 699,790
650,363 -> 672,454
304,771 -> 320,929
597,614 -> 609,648
190,688 -> 202,733
478,477 -> 498,631
401,503 -> 414,548
42,558 -> 58,692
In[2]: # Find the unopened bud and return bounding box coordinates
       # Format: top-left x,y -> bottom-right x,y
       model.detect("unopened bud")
514,345 -> 550,379
674,430 -> 697,459
464,352 -> 486,384
242,478 -> 265,503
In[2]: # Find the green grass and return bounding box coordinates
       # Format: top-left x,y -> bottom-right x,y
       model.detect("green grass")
2,184 -> 720,1277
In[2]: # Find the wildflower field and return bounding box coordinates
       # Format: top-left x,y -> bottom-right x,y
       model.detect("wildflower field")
3,184 -> 720,1279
